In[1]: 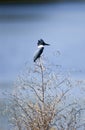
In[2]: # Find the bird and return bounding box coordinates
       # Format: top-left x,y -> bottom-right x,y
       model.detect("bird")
33,39 -> 50,62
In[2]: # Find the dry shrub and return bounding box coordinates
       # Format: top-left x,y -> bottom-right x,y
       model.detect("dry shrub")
8,59 -> 85,130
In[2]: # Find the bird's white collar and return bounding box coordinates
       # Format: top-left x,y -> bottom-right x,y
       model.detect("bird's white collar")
38,45 -> 44,48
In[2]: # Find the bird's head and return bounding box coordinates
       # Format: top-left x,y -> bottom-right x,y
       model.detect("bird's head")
37,39 -> 50,46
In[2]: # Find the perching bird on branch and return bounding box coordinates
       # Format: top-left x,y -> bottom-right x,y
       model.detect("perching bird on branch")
33,39 -> 50,62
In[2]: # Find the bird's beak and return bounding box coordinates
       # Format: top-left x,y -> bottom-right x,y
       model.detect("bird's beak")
44,43 -> 50,46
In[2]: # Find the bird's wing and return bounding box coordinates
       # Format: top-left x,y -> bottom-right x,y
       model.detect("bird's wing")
33,47 -> 44,62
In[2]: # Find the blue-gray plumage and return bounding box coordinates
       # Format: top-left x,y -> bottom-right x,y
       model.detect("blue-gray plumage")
33,39 -> 50,62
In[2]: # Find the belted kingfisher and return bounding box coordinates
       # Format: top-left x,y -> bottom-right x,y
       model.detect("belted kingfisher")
33,39 -> 50,62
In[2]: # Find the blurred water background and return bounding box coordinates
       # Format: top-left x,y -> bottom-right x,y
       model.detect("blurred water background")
0,2 -> 85,129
